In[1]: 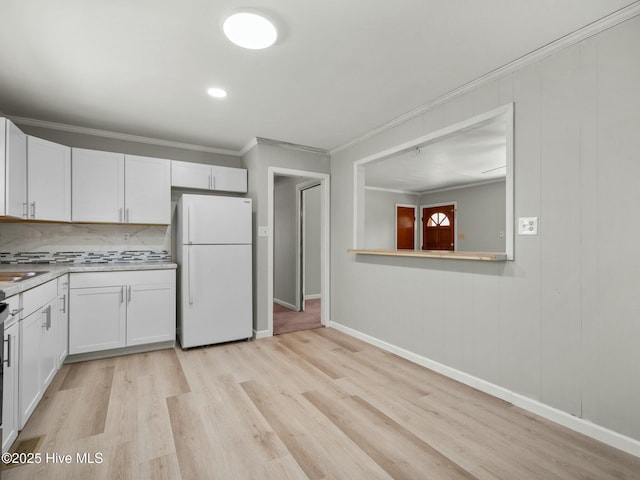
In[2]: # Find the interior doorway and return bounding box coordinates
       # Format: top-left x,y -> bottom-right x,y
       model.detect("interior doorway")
421,203 -> 455,250
395,204 -> 417,250
268,167 -> 330,337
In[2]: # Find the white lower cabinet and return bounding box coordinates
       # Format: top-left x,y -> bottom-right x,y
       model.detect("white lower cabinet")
3,295 -> 21,453
69,269 -> 175,355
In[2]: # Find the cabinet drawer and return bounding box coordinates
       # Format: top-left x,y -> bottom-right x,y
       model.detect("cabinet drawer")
22,279 -> 57,318
70,269 -> 174,289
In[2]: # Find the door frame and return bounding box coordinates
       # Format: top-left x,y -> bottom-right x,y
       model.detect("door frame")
394,203 -> 418,250
268,167 -> 330,337
296,179 -> 321,312
419,201 -> 457,251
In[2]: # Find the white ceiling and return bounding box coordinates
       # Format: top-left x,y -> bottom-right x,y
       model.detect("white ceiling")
0,1 -> 634,153
365,112 -> 507,193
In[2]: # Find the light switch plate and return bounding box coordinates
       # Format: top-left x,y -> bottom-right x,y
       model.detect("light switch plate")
518,217 -> 538,235
258,226 -> 269,237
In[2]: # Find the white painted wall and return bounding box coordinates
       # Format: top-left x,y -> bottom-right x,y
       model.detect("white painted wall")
330,16 -> 640,444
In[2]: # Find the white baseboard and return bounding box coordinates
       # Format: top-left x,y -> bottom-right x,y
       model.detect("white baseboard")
253,329 -> 271,340
304,294 -> 321,300
329,321 -> 640,459
273,298 -> 297,311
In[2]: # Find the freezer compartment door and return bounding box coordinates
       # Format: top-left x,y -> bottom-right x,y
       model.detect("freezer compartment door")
180,194 -> 252,245
179,244 -> 252,348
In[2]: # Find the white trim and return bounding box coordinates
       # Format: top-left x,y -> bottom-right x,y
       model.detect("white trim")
268,167 -> 330,337
394,203 -> 418,250
304,294 -> 321,301
419,201 -> 458,251
330,3 -> 640,155
253,329 -> 271,340
329,321 -> 640,459
353,104 -> 514,259
273,298 -> 297,311
8,115 -> 241,157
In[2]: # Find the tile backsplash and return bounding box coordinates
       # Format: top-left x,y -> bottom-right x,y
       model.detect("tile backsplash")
0,250 -> 170,264
0,223 -> 171,256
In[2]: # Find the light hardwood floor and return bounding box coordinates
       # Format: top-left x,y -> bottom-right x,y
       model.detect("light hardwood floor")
3,328 -> 640,479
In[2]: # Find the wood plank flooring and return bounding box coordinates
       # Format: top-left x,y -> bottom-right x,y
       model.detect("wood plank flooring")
4,328 -> 640,479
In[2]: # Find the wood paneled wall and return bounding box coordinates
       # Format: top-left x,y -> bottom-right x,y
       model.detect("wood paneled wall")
330,15 -> 640,443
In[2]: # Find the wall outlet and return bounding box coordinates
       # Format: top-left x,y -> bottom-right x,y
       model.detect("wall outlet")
258,226 -> 269,237
518,217 -> 538,235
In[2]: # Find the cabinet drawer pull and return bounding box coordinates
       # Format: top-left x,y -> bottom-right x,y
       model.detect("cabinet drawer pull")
22,202 -> 28,219
3,334 -> 11,367
30,201 -> 36,219
10,307 -> 23,317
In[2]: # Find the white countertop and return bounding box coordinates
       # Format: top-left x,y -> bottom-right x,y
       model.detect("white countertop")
0,262 -> 177,299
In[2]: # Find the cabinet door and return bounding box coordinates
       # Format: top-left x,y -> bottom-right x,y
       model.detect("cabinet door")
69,286 -> 126,354
171,160 -> 211,189
126,282 -> 175,346
19,309 -> 42,428
212,165 -> 247,193
39,304 -> 57,389
72,148 -> 125,223
3,321 -> 19,452
27,136 -> 72,221
5,120 -> 28,218
124,155 -> 170,224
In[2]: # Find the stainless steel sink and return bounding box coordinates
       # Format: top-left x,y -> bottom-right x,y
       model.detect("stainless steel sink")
0,271 -> 48,282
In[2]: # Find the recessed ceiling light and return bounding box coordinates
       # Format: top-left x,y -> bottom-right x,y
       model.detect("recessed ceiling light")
223,12 -> 277,50
207,87 -> 227,98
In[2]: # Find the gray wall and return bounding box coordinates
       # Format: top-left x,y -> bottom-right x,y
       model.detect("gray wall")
243,141 -> 330,333
364,189 -> 419,249
420,180 -> 506,252
303,184 -> 321,297
330,16 -> 640,442
274,176 -> 300,306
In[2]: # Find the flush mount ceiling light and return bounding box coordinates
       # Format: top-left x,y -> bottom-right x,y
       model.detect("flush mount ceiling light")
223,12 -> 277,50
207,87 -> 227,98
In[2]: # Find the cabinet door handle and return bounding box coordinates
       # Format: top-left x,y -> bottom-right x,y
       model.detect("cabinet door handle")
10,307 -> 23,317
3,334 -> 11,368
60,293 -> 66,313
119,207 -> 123,223
120,285 -> 124,303
128,285 -> 132,303
212,175 -> 216,190
47,305 -> 52,329
30,201 -> 36,219
126,208 -> 130,223
22,202 -> 28,219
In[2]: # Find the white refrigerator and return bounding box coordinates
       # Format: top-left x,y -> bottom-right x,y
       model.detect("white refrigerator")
176,194 -> 253,348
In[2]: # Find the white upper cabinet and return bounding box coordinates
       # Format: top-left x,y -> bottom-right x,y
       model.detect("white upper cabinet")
72,149 -> 170,224
27,136 -> 71,222
124,154 -> 170,224
1,118 -> 28,218
72,148 -> 125,223
171,160 -> 247,193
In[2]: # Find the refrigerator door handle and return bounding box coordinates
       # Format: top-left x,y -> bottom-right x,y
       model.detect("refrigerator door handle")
188,247 -> 194,305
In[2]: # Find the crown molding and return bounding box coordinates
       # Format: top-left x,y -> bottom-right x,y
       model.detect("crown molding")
256,137 -> 329,156
8,115 -> 242,157
330,1 -> 640,156
239,137 -> 258,156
